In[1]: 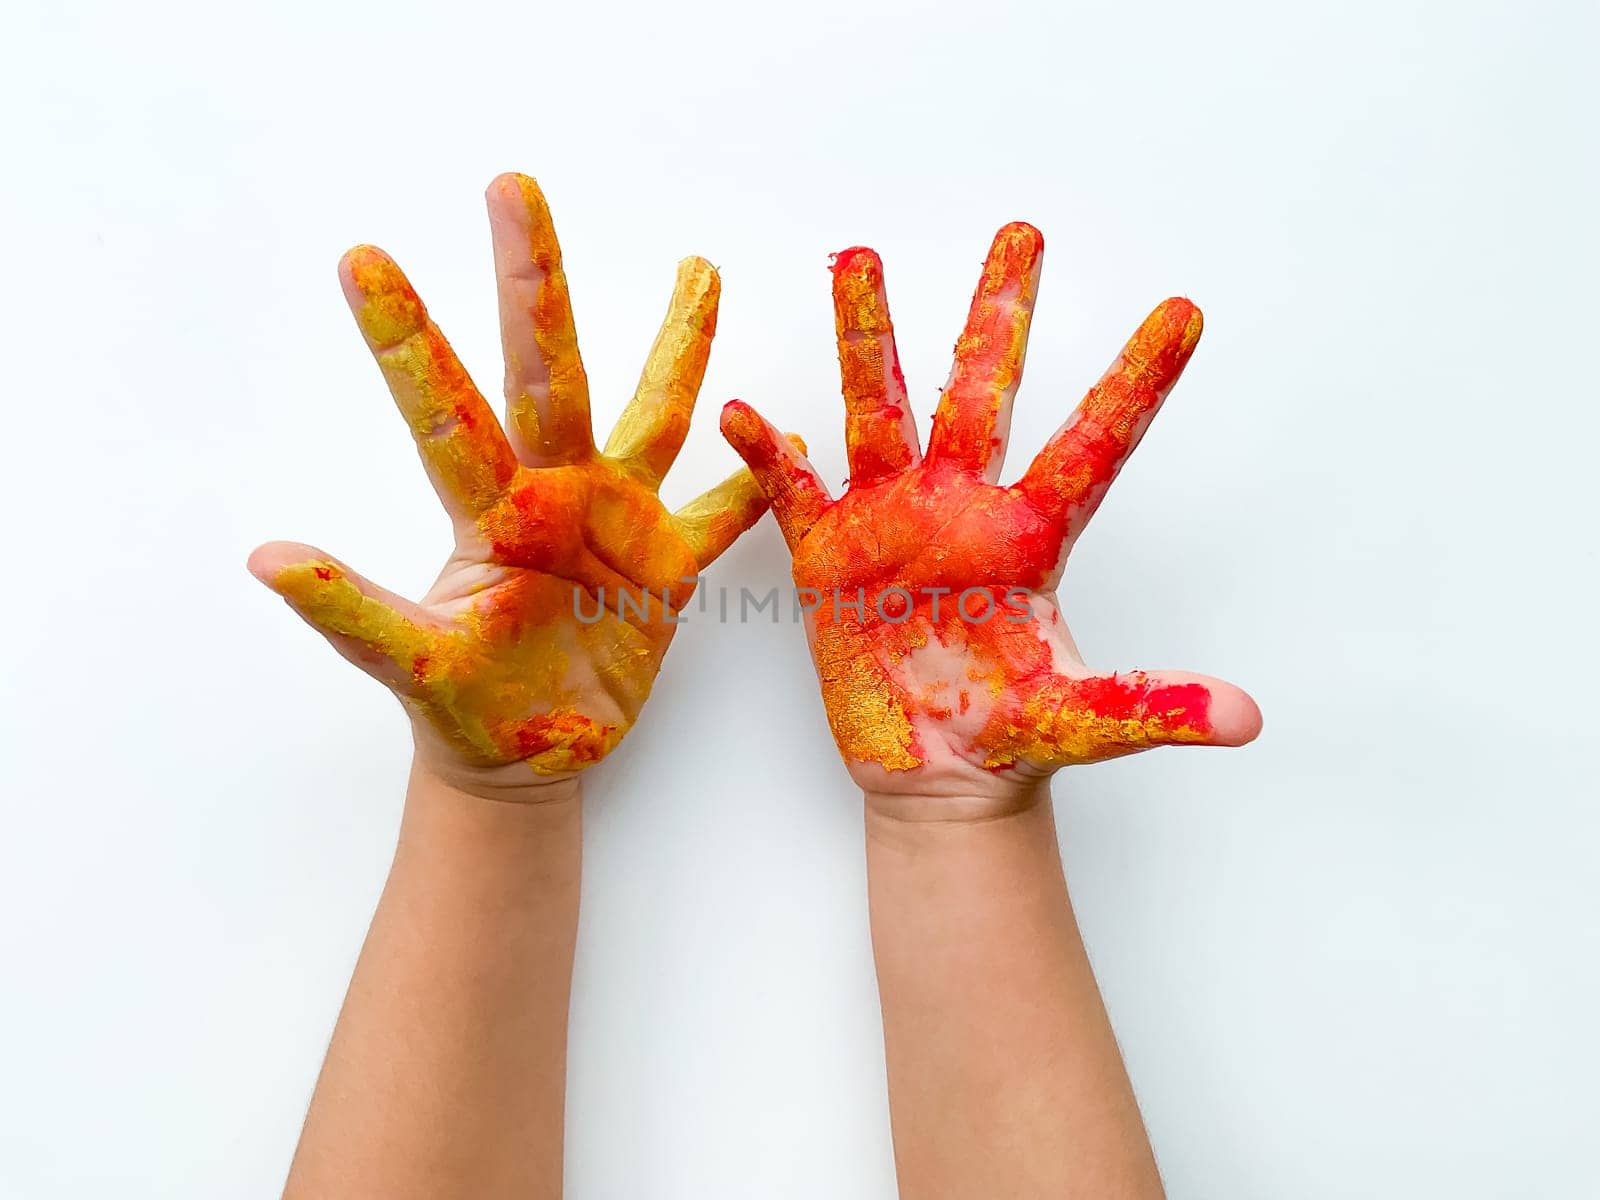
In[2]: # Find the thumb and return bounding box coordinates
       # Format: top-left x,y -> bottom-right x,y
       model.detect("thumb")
248,541 -> 437,693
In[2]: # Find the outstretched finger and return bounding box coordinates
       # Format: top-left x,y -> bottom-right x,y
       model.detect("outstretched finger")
831,246 -> 918,484
924,222 -> 1044,480
1015,298 -> 1203,553
604,256 -> 720,489
339,246 -> 518,519
486,172 -> 594,466
672,465 -> 771,570
248,541 -> 439,692
719,401 -> 831,549
991,668 -> 1262,769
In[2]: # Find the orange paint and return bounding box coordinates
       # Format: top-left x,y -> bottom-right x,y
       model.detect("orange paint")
261,173 -> 772,780
831,246 -> 916,483
723,223 -> 1252,775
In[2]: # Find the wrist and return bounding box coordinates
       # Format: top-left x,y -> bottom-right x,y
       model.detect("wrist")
399,758 -> 583,867
409,733 -> 585,806
863,791 -> 1064,877
861,777 -> 1050,826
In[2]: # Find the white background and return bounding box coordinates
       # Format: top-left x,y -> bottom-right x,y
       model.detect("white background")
2,0 -> 1596,1195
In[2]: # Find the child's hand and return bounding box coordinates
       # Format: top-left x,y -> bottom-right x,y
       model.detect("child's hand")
721,227 -> 1261,814
251,174 -> 765,798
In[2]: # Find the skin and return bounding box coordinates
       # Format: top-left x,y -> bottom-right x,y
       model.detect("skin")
723,227 -> 1263,1195
251,172 -> 770,794
253,174 -> 767,1197
280,767 -> 582,1200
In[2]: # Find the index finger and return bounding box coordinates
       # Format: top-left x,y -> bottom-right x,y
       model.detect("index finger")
1014,298 -> 1203,554
340,245 -> 518,519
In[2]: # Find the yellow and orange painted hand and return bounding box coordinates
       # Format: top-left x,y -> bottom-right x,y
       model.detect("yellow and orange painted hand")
721,226 -> 1262,803
250,174 -> 770,790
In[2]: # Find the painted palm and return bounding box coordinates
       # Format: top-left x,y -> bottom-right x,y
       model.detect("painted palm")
252,174 -> 767,789
722,226 -> 1261,799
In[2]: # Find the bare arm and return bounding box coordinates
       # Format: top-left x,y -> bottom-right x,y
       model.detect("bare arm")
865,792 -> 1161,1198
284,768 -> 581,1198
252,172 -> 768,1198
723,227 -> 1260,1195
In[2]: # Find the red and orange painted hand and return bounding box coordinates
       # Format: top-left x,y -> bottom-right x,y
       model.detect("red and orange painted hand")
250,174 -> 767,791
722,225 -> 1262,802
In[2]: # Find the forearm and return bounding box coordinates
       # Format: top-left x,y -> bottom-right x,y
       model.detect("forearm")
864,789 -> 1163,1199
284,761 -> 582,1200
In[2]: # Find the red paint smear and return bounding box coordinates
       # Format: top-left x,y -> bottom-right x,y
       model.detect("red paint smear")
1016,297 -> 1201,534
926,223 -> 1042,468
502,712 -> 613,764
1063,676 -> 1213,731
829,245 -> 877,278
722,400 -> 827,504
